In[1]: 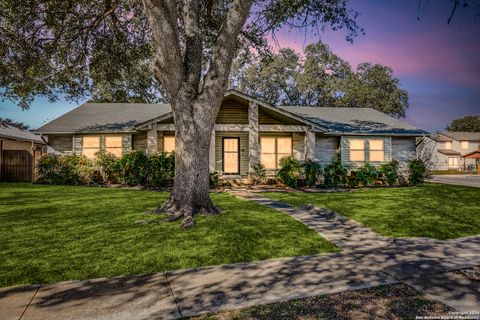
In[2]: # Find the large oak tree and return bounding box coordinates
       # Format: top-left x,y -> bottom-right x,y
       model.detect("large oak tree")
231,41 -> 409,118
0,0 -> 362,227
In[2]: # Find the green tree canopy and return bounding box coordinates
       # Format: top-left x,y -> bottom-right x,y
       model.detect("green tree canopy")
230,41 -> 409,118
0,117 -> 30,130
446,115 -> 480,132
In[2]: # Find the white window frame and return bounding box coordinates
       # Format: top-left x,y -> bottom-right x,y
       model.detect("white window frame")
461,141 -> 469,149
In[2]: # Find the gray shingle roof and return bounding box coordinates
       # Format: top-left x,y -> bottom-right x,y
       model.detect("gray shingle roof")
279,106 -> 428,136
439,131 -> 480,141
0,123 -> 45,143
34,95 -> 428,137
35,103 -> 171,133
437,149 -> 461,156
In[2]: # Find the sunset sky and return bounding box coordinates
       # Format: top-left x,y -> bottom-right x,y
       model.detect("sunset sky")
1,0 -> 479,132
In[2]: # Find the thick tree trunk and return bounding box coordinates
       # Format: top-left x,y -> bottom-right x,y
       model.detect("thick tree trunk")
155,91 -> 220,229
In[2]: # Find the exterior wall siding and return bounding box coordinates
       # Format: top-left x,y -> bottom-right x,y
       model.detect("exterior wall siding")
315,136 -> 339,164
132,132 -> 147,151
46,135 -> 73,154
391,137 -> 416,162
292,133 -> 305,161
1,140 -> 34,153
215,132 -> 249,176
215,101 -> 248,124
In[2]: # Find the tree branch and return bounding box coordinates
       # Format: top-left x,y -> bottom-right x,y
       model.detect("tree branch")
142,0 -> 183,98
182,0 -> 202,94
200,0 -> 254,108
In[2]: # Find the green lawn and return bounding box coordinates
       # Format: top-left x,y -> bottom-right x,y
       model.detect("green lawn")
262,184 -> 480,240
0,183 -> 337,288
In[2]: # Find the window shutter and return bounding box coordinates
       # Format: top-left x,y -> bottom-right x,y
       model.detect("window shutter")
341,136 -> 349,163
384,137 -> 392,162
122,135 -> 132,154
100,135 -> 106,153
73,136 -> 83,155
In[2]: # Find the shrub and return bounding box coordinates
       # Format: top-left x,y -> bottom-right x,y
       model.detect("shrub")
250,163 -> 267,184
407,159 -> 429,186
355,163 -> 379,187
37,154 -> 63,184
323,158 -> 348,188
96,152 -> 120,184
37,154 -> 94,185
304,160 -> 322,187
209,171 -> 220,188
148,152 -> 175,188
277,157 -> 302,188
116,151 -> 150,186
380,160 -> 399,186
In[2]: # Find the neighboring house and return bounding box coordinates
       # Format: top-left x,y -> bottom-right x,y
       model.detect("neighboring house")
0,123 -> 47,182
35,90 -> 427,177
418,131 -> 480,171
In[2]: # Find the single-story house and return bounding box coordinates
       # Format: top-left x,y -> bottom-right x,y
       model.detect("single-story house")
0,122 -> 47,182
418,131 -> 480,171
35,90 -> 428,176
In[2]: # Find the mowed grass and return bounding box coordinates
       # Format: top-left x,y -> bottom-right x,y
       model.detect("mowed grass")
0,183 -> 338,288
262,184 -> 480,240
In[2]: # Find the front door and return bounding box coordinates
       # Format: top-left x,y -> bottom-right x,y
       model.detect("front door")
223,138 -> 240,175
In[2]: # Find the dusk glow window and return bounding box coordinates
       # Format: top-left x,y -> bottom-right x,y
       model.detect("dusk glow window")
105,136 -> 122,157
164,136 -> 175,153
260,137 -> 292,169
349,139 -> 365,161
82,136 -> 100,159
369,139 -> 384,162
461,141 -> 469,149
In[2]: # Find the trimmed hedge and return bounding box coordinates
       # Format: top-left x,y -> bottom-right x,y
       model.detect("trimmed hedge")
37,151 -> 175,188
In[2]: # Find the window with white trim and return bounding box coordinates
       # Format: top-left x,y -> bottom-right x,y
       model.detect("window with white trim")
82,136 -> 100,159
444,141 -> 452,149
260,136 -> 292,169
461,141 -> 469,149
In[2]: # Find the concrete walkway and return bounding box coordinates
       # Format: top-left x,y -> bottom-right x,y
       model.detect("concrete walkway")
1,191 -> 479,319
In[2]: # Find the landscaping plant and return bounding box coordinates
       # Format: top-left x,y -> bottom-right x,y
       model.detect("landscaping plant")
116,151 -> 150,186
304,160 -> 323,187
37,154 -> 95,185
250,163 -> 267,184
407,159 -> 429,186
209,171 -> 220,188
96,152 -> 120,184
147,153 -> 175,188
277,157 -> 302,188
355,163 -> 379,187
380,160 -> 399,186
323,158 -> 348,188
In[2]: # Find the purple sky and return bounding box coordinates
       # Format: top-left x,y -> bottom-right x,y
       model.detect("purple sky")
1,0 -> 479,132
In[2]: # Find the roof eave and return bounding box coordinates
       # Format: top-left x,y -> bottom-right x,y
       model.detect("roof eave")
323,131 -> 429,137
